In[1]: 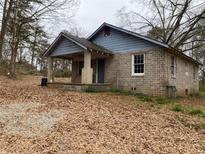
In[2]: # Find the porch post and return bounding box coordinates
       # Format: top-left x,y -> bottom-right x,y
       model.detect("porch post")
82,51 -> 93,84
48,57 -> 54,83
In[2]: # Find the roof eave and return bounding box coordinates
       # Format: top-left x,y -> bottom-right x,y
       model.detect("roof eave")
167,48 -> 202,66
88,22 -> 200,65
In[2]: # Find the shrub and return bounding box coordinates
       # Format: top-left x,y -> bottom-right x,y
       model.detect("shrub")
190,109 -> 203,115
110,89 -> 136,96
84,86 -> 98,93
54,69 -> 71,78
199,83 -> 205,92
189,109 -> 204,115
155,97 -> 170,105
172,104 -> 184,112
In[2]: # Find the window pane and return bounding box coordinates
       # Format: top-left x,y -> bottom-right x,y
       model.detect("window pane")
193,66 -> 196,79
134,64 -> 144,73
139,55 -> 142,63
134,55 -> 144,64
171,56 -> 176,76
171,56 -> 175,66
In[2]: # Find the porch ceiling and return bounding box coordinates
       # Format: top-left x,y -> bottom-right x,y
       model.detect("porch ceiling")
54,50 -> 112,60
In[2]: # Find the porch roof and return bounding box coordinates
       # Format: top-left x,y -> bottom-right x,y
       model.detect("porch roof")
43,32 -> 112,57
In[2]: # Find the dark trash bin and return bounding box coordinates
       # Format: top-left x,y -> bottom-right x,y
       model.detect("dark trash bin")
41,78 -> 48,87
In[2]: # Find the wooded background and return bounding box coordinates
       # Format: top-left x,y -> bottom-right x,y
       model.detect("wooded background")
0,0 -> 79,77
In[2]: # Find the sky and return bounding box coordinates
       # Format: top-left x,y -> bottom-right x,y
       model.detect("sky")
74,0 -> 133,36
41,0 -> 140,41
45,0 -> 150,39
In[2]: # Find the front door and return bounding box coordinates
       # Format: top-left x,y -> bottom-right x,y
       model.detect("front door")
97,59 -> 105,83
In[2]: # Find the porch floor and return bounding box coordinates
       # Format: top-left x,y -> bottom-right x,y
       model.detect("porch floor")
47,82 -> 112,92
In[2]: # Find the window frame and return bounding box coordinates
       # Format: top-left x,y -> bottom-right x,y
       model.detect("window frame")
131,54 -> 145,76
171,55 -> 177,78
193,65 -> 197,80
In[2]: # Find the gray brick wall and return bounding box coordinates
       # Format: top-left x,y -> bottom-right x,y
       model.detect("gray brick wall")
104,48 -> 199,96
164,51 -> 199,96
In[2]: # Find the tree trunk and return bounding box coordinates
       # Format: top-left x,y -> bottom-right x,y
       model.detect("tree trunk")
31,28 -> 37,66
0,0 -> 13,61
31,50 -> 35,65
9,0 -> 18,77
10,44 -> 18,77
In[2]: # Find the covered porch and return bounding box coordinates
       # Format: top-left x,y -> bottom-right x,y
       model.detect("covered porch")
48,51 -> 111,84
43,32 -> 113,90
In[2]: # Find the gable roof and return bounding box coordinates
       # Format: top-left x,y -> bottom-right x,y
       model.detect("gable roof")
43,32 -> 112,57
88,22 -> 169,48
88,22 -> 201,65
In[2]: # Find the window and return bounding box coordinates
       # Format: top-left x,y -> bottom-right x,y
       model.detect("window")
132,54 -> 145,76
171,56 -> 176,77
193,66 -> 197,80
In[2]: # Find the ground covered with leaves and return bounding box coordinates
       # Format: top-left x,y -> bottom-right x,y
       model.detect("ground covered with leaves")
0,75 -> 205,153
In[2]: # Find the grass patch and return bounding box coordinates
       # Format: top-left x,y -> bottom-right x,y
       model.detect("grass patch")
199,83 -> 205,92
172,104 -> 184,112
110,90 -> 172,105
171,104 -> 205,118
199,83 -> 205,98
155,97 -> 171,105
138,95 -> 172,105
199,91 -> 205,98
199,123 -> 205,129
108,89 -> 205,131
137,94 -> 153,102
189,108 -> 205,118
109,89 -> 205,121
189,109 -> 203,115
109,88 -> 131,95
177,116 -> 205,130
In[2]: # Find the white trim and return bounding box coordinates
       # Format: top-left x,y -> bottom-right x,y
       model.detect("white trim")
111,47 -> 157,54
171,55 -> 177,78
132,73 -> 145,77
131,54 -> 145,76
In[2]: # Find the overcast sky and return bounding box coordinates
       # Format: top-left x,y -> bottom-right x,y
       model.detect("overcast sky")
75,0 -> 133,35
44,0 -> 140,40
45,0 -> 150,39
68,0 -> 144,37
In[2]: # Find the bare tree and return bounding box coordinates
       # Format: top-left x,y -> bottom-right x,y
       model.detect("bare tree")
1,0 -> 79,77
192,18 -> 205,82
117,0 -> 205,52
0,0 -> 13,61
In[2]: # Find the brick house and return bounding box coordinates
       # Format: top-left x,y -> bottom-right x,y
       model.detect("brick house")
44,23 -> 200,97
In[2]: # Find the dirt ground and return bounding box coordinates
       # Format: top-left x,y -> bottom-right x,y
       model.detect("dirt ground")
0,75 -> 205,154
